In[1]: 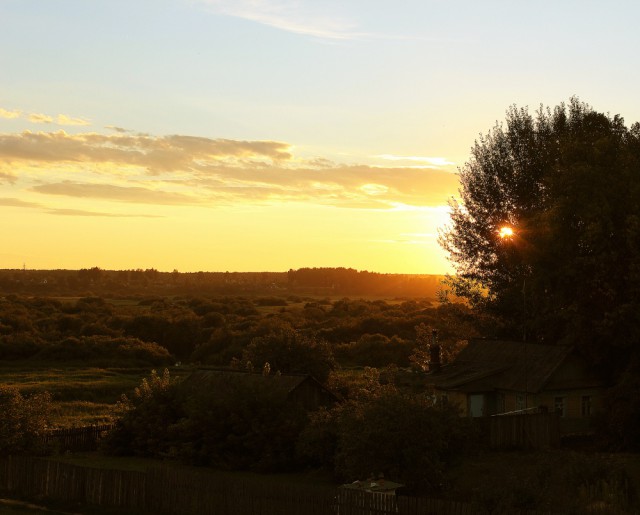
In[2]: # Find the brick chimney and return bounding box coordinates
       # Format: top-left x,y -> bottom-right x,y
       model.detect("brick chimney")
429,329 -> 441,373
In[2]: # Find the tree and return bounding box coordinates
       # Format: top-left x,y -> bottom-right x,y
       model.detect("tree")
440,98 -> 640,377
238,323 -> 335,382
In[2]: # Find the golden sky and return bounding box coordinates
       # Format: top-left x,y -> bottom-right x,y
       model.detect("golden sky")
2,1 -> 639,273
0,115 -> 458,272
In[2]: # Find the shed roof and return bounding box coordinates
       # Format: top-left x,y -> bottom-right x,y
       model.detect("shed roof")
431,340 -> 575,393
180,367 -> 338,400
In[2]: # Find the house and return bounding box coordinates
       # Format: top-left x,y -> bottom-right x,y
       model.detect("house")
430,339 -> 606,433
180,368 -> 340,411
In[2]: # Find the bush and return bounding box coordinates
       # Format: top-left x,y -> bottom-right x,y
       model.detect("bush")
105,370 -> 309,471
298,389 -> 475,491
0,386 -> 52,454
34,336 -> 172,366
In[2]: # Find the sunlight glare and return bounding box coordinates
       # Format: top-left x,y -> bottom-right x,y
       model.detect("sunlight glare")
499,226 -> 514,239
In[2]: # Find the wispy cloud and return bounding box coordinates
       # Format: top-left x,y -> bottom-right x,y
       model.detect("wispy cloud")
31,182 -> 202,206
0,108 -> 22,120
0,130 -> 291,173
1,127 -> 459,210
0,196 -> 161,217
56,114 -> 91,126
375,154 -> 456,167
198,0 -> 363,40
0,197 -> 41,208
0,106 -> 91,127
45,207 -> 162,218
28,113 -> 54,124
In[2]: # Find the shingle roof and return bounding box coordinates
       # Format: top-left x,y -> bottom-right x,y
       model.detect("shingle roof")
182,367 -> 307,390
431,340 -> 574,393
180,367 -> 338,400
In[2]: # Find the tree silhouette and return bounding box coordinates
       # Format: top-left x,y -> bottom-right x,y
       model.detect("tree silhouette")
440,98 -> 640,376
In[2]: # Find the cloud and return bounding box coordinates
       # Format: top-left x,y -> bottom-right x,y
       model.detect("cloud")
31,182 -> 202,206
1,127 -> 459,210
45,208 -> 162,218
0,108 -> 22,119
198,0 -> 362,40
28,113 -> 54,124
0,130 -> 291,174
375,154 -> 455,167
105,125 -> 130,133
0,196 -> 163,217
0,107 -> 90,127
0,197 -> 41,208
56,114 -> 91,126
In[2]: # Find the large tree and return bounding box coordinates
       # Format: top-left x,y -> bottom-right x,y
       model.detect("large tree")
440,98 -> 640,377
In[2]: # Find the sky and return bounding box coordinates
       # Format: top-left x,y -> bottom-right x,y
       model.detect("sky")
2,1 -> 640,274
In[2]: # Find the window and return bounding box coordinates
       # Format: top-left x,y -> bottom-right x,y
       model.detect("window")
581,396 -> 592,417
516,394 -> 525,411
554,396 -> 566,417
497,393 -> 506,414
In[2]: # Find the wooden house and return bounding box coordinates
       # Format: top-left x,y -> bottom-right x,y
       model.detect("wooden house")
180,368 -> 339,411
430,340 -> 605,433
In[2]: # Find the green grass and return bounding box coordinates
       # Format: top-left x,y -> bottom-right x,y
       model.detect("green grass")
0,363 -> 193,427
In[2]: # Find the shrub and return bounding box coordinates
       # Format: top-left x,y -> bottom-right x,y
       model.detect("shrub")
299,389 -> 475,491
0,386 -> 52,454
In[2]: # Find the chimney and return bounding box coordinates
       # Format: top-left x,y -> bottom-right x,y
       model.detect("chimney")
429,329 -> 441,373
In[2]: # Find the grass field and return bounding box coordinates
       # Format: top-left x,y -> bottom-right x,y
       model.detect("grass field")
0,363 -> 192,427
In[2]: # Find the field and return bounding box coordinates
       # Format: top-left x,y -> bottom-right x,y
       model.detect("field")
0,363 -> 192,427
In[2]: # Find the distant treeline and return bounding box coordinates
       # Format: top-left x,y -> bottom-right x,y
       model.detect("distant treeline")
0,267 -> 446,298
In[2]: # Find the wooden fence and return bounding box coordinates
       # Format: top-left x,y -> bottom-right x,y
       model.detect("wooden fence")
41,423 -> 115,452
0,455 -> 561,515
490,412 -> 560,450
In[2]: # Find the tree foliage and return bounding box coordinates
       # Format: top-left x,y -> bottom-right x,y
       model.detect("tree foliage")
441,98 -> 640,373
237,323 -> 336,382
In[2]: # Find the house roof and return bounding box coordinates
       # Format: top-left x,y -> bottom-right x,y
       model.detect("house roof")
180,367 -> 339,401
431,339 -> 576,393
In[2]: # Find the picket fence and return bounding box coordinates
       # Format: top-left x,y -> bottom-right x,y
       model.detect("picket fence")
41,423 -> 116,452
0,456 -> 561,515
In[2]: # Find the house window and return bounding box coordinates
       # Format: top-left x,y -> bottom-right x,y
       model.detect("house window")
554,396 -> 566,417
516,394 -> 525,411
581,396 -> 592,417
497,393 -> 505,414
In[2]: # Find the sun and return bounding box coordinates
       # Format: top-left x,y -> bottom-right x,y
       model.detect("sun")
498,226 -> 514,239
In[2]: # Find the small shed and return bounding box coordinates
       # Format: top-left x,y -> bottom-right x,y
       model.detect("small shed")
341,476 -> 405,496
336,476 -> 405,514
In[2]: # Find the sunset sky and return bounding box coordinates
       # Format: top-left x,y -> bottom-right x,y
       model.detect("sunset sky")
2,1 -> 640,274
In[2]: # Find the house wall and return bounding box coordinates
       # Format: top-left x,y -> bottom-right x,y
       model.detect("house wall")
444,388 -> 603,422
497,388 -> 603,433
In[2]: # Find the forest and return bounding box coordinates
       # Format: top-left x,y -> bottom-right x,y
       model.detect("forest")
0,267 -> 446,299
